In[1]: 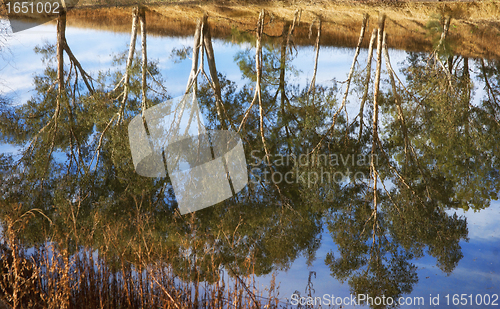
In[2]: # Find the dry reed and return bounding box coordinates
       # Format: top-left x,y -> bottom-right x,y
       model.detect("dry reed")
0,201 -> 292,309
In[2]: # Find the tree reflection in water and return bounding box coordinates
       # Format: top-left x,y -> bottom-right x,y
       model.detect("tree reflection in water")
0,7 -> 499,309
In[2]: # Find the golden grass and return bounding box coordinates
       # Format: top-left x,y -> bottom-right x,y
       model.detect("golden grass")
0,201 -> 286,309
58,0 -> 500,59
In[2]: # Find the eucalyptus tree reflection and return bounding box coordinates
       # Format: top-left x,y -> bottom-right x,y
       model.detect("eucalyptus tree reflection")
397,53 -> 500,210
0,10 -> 328,299
193,12 -> 328,274
2,8 -> 499,307
323,74 -> 471,309
325,181 -> 469,307
0,9 -> 170,252
478,58 -> 500,129
323,35 -> 500,307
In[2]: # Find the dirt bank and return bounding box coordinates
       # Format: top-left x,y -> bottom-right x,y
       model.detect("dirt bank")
60,0 -> 500,59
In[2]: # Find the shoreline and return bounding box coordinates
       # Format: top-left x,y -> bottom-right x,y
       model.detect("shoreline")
65,0 -> 500,59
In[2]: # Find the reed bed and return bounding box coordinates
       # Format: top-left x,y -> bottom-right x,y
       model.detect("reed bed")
0,205 -> 289,309
0,244 -> 286,308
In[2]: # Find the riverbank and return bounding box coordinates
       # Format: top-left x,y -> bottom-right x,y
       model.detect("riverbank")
63,0 -> 500,58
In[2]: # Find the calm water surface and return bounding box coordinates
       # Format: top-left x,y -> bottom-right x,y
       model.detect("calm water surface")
0,13 -> 499,308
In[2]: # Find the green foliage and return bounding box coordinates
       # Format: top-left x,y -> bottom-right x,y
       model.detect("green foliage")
425,14 -> 455,57
169,45 -> 192,63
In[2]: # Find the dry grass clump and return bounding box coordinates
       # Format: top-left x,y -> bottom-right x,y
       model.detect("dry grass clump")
0,201 -> 288,309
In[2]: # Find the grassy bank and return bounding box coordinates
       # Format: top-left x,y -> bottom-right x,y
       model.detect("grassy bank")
61,0 -> 500,59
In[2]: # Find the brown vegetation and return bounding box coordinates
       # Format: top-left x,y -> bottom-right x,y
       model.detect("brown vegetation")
0,201 -> 285,309
59,0 -> 500,59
